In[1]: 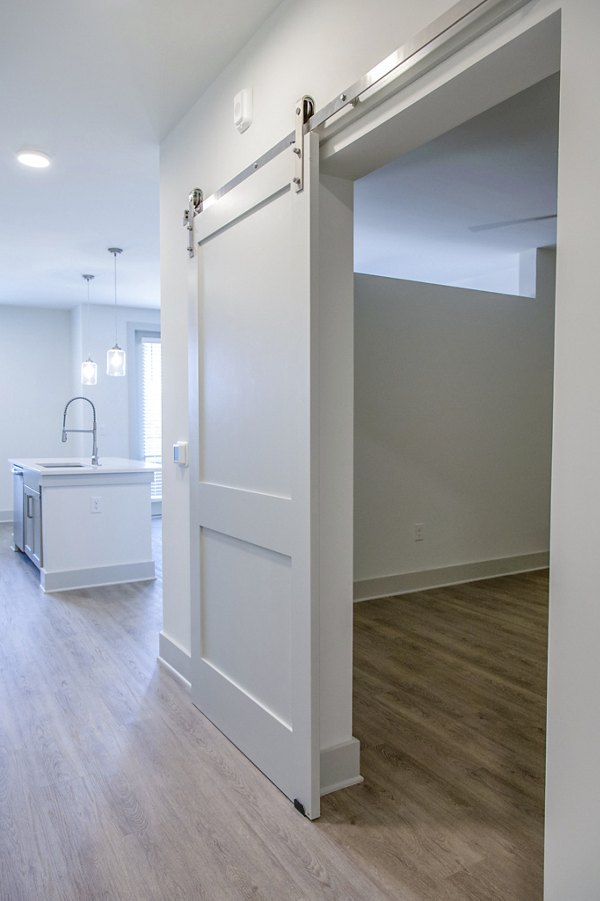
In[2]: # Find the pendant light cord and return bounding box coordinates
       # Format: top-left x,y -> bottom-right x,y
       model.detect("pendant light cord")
86,276 -> 91,355
82,273 -> 94,358
113,250 -> 118,345
108,247 -> 123,347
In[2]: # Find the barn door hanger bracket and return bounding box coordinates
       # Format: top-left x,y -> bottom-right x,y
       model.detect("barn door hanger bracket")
292,96 -> 315,193
183,187 -> 203,258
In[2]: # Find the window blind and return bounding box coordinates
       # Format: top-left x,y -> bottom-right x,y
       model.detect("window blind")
139,336 -> 162,500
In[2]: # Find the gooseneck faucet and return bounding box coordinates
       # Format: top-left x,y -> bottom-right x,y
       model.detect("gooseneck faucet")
61,396 -> 99,466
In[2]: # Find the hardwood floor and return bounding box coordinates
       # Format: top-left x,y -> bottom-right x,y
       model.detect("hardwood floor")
0,522 -> 547,900
324,573 -> 547,901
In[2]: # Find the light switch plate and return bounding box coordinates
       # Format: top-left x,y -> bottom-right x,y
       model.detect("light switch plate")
173,441 -> 188,467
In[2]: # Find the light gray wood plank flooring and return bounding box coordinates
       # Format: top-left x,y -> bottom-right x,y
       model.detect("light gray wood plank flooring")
0,522 -> 546,899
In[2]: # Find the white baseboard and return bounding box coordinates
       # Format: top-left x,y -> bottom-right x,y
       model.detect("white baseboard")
354,551 -> 549,602
159,631 -> 191,685
320,737 -> 363,796
41,560 -> 155,593
0,510 -> 12,524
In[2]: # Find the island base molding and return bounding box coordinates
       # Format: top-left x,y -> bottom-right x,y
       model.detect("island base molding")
41,560 -> 155,593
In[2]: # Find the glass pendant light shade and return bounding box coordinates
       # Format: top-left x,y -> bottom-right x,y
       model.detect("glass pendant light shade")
81,274 -> 97,385
107,247 -> 126,376
81,357 -> 98,385
107,345 -> 126,376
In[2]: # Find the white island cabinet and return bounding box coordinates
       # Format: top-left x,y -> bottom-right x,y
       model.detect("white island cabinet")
9,457 -> 159,592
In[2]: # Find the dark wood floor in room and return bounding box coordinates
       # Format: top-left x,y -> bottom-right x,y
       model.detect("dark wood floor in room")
325,573 -> 547,901
0,521 -> 547,900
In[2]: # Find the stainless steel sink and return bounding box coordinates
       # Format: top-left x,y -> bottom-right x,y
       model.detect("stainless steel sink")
37,463 -> 87,468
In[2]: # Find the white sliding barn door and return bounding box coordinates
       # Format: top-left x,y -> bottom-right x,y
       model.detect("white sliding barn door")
189,135 -> 320,819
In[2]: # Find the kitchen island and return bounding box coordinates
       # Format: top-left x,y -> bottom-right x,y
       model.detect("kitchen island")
10,457 -> 159,592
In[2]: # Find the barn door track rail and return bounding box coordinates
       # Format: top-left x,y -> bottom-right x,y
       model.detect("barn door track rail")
183,0 -> 531,257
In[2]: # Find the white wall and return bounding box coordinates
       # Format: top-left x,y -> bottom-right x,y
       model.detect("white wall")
0,303 -> 159,518
354,248 -> 555,590
161,0 -> 600,892
0,306 -> 72,518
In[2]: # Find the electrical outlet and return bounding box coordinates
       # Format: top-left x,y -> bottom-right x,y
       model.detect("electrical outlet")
414,522 -> 425,541
90,496 -> 102,514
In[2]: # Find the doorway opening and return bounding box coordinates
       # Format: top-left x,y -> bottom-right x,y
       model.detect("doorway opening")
318,9 -> 560,895
353,75 -> 557,600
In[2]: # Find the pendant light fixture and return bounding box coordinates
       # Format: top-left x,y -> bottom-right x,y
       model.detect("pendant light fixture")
81,274 -> 97,386
107,247 -> 126,376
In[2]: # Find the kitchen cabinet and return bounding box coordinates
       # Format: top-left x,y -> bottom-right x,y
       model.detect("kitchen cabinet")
23,481 -> 42,568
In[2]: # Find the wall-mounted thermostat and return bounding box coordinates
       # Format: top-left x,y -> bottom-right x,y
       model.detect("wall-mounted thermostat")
173,441 -> 188,467
233,88 -> 252,134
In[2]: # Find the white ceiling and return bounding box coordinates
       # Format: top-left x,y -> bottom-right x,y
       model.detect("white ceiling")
1,7 -> 559,310
0,1 -> 283,310
354,74 -> 559,295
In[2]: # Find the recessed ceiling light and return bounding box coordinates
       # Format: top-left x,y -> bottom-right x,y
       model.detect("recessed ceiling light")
17,148 -> 51,169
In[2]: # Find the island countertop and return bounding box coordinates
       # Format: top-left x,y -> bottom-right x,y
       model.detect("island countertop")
9,457 -> 159,592
10,457 -> 160,476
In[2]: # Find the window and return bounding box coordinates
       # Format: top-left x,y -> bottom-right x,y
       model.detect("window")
137,332 -> 162,501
